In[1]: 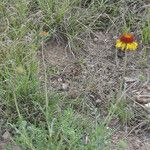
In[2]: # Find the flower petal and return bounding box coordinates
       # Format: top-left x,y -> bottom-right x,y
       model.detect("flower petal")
120,33 -> 134,43
116,40 -> 122,48
131,42 -> 138,51
126,43 -> 133,50
121,43 -> 126,50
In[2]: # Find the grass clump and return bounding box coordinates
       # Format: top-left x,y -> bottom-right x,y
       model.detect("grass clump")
12,108 -> 112,150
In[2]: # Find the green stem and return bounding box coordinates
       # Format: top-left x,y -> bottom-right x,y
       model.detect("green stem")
123,51 -> 127,78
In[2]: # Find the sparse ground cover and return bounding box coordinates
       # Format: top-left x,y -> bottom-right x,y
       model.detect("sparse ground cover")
0,0 -> 150,149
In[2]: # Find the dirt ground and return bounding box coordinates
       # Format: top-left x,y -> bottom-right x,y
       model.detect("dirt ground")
37,31 -> 150,149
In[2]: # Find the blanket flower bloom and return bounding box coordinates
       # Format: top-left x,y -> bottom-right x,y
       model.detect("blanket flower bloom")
116,33 -> 138,51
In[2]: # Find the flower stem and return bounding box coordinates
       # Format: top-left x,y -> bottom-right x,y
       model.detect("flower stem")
123,51 -> 127,77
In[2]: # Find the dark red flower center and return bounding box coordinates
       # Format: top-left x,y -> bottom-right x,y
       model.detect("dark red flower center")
120,34 -> 134,43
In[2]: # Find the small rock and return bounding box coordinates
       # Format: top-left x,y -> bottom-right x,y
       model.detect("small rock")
2,131 -> 11,141
144,103 -> 150,109
95,99 -> 101,103
135,95 -> 150,104
62,83 -> 69,91
58,77 -> 63,82
93,37 -> 98,42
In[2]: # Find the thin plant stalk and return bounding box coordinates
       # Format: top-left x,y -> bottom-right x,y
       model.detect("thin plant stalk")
13,90 -> 21,119
41,40 -> 51,139
123,51 -> 127,78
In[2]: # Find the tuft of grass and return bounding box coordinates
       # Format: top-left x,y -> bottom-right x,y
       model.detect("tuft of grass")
141,9 -> 150,44
107,83 -> 135,125
11,107 -> 112,150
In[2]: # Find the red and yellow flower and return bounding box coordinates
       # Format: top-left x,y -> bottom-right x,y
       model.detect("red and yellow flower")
116,33 -> 138,51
